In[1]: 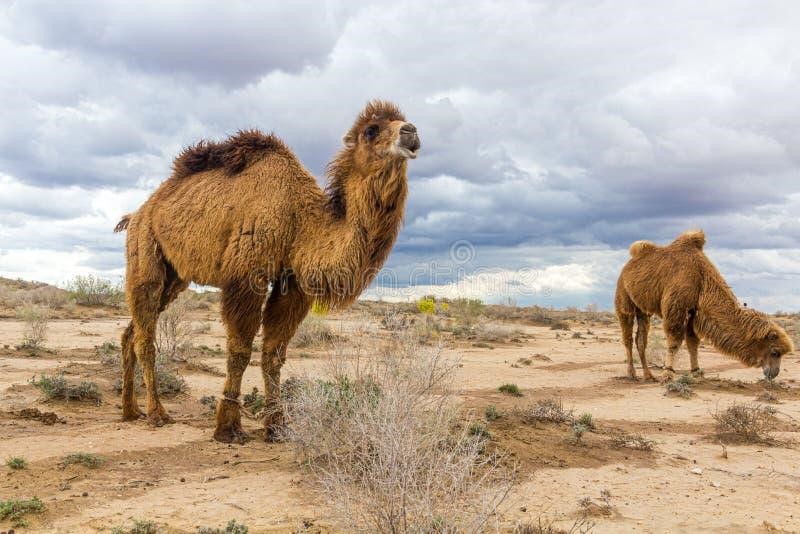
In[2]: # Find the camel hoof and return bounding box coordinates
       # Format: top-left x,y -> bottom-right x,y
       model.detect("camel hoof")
122,407 -> 146,421
147,411 -> 173,427
214,426 -> 250,444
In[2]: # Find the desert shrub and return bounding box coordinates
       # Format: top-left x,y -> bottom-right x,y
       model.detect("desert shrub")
30,374 -> 101,403
16,302 -> 50,349
243,387 -> 266,414
578,489 -> 613,517
292,314 -> 336,348
449,298 -> 485,327
111,519 -> 161,534
514,516 -> 595,534
98,340 -> 121,366
577,413 -> 595,430
156,294 -> 193,359
112,355 -> 187,396
571,422 -> 588,443
485,405 -> 500,421
197,519 -> 249,534
200,395 -> 217,411
517,357 -> 532,366
416,297 -> 436,315
549,320 -> 570,331
283,341 -> 513,532
66,274 -> 124,306
522,398 -> 573,424
6,457 -> 26,470
60,452 -> 103,468
474,322 -> 523,343
609,432 -> 655,451
0,497 -> 44,527
713,402 -> 776,443
498,383 -> 523,397
468,422 -> 490,439
665,374 -> 694,398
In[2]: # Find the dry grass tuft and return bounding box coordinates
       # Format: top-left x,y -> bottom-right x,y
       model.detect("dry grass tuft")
292,314 -> 337,348
282,336 -> 514,532
521,398 -> 573,424
16,302 -> 50,349
609,431 -> 655,451
665,374 -> 694,398
514,516 -> 595,534
713,402 -> 776,443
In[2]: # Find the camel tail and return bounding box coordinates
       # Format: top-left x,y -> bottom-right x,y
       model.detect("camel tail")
673,229 -> 706,249
629,240 -> 657,257
114,213 -> 132,233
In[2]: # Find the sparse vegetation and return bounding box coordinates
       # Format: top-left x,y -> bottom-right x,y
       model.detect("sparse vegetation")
578,489 -> 614,517
66,274 -> 124,306
30,373 -> 101,403
577,412 -> 595,430
468,422 -> 490,439
0,496 -> 44,527
282,340 -> 513,531
97,340 -> 121,365
416,297 -> 436,315
514,516 -> 595,534
609,431 -> 655,451
571,421 -> 588,443
6,456 -> 26,470
485,404 -> 500,421
243,387 -> 266,414
197,519 -> 249,534
111,519 -> 161,534
60,452 -> 103,469
713,402 -> 776,443
200,395 -> 217,411
16,302 -> 50,349
522,398 -> 573,424
113,355 -> 187,396
156,294 -> 194,359
498,383 -> 523,396
665,373 -> 694,398
292,314 -> 336,348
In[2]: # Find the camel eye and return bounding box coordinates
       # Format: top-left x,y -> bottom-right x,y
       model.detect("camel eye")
365,125 -> 379,140
770,349 -> 780,357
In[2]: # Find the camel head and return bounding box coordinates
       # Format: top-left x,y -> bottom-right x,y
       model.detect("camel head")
341,99 -> 420,162
742,313 -> 794,379
326,100 -> 419,218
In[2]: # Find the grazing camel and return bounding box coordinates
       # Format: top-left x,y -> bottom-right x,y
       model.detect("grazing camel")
615,230 -> 793,381
115,100 -> 420,442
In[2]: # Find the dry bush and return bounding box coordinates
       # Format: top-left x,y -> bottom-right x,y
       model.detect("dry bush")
156,294 -> 194,360
112,355 -> 187,396
473,322 -> 523,343
713,402 -> 776,443
66,274 -> 124,307
665,374 -> 694,398
521,398 -> 573,424
282,337 -> 514,532
514,517 -> 594,534
292,314 -> 337,348
30,374 -> 101,403
609,431 -> 655,451
16,302 -> 50,349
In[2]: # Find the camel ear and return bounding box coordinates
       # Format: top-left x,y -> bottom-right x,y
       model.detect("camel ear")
342,132 -> 356,148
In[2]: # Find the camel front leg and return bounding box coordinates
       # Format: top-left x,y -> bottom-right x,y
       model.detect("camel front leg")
686,313 -> 701,375
120,322 -> 144,420
261,274 -> 312,441
214,281 -> 263,443
618,312 -> 636,379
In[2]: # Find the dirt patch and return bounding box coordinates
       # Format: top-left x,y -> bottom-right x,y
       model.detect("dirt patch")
10,407 -> 65,425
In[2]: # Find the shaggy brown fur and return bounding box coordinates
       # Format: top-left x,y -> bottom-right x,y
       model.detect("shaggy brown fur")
615,230 -> 793,381
116,100 -> 420,442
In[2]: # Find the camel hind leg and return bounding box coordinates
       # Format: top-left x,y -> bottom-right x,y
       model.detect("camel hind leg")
121,262 -> 186,421
635,312 -> 655,381
686,310 -> 701,375
615,281 -> 637,379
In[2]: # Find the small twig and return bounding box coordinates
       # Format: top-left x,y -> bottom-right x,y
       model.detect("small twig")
59,475 -> 79,491
232,457 -> 279,466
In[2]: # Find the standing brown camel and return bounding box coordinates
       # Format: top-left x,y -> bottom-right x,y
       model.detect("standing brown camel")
615,230 -> 793,381
115,100 -> 420,442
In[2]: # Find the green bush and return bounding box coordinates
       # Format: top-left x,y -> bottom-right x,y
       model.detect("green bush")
0,497 -> 44,527
498,383 -> 522,397
66,274 -> 124,306
6,457 -> 26,470
30,374 -> 101,403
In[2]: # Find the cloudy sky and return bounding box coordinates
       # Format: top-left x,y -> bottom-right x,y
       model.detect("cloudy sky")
1,1 -> 799,310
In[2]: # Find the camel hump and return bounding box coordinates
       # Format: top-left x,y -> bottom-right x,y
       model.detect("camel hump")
673,229 -> 706,250
114,213 -> 132,233
629,240 -> 657,257
172,129 -> 291,180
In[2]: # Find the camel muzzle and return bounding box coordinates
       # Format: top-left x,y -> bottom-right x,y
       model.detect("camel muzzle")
399,123 -> 420,155
763,364 -> 780,379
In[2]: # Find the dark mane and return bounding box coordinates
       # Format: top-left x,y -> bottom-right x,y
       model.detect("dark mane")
172,129 -> 291,180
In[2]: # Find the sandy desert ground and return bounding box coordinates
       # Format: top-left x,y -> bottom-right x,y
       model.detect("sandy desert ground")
0,291 -> 799,533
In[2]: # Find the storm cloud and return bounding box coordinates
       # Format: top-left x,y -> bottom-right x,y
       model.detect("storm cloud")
1,0 -> 799,310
